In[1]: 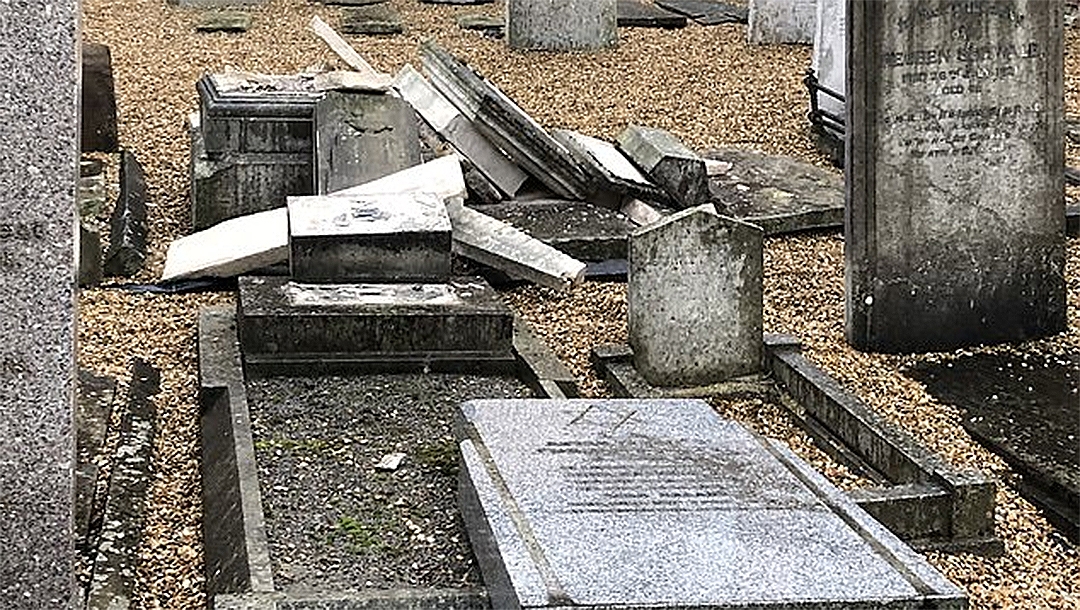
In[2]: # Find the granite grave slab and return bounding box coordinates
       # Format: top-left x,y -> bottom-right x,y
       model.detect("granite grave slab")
457,398 -> 967,610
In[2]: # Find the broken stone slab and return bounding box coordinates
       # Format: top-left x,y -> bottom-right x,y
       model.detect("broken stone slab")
314,91 -> 421,194
75,369 -> 117,548
457,398 -> 968,610
456,13 -> 505,37
629,205 -> 763,387
476,198 -> 636,261
79,223 -> 103,286
161,207 -> 288,282
446,199 -> 586,291
311,70 -> 394,93
340,4 -> 403,35
621,197 -> 667,226
703,147 -> 843,235
617,0 -> 687,28
553,129 -> 670,208
287,192 -> 452,283
393,65 -> 527,198
87,359 -> 160,610
655,0 -> 747,24
309,16 -> 390,82
196,11 -> 253,32
104,150 -> 148,277
331,153 -> 468,202
82,42 -> 118,152
747,0 -> 816,44
237,275 -> 514,374
507,0 -> 617,51
420,41 -> 598,200
616,124 -> 709,208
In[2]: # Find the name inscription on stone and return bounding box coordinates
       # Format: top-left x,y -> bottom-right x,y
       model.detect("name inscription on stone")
880,1 -> 1048,160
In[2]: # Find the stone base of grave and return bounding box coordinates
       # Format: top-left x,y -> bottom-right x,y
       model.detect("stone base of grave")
457,398 -> 967,610
237,275 -> 515,376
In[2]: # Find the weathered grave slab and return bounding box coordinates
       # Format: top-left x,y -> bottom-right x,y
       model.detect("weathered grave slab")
332,153 -> 468,201
747,0 -> 815,44
82,42 -> 119,152
617,124 -> 709,208
162,207 -> 288,282
476,198 -> 636,261
314,91 -> 420,194
507,0 -> 616,50
553,130 -> 670,208
617,0 -> 687,28
908,352 -> 1079,543
0,0 -> 79,603
340,4 -> 403,35
75,370 -> 117,549
655,0 -> 747,25
104,150 -> 149,277
629,205 -> 763,387
458,398 -> 967,610
393,65 -> 527,197
237,275 -> 514,375
703,147 -> 844,234
79,223 -> 103,286
847,0 -> 1066,352
196,11 -> 253,32
457,13 -> 505,37
288,192 -> 451,283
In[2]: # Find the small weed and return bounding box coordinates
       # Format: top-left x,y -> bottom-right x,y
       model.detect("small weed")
254,435 -> 329,454
414,441 -> 459,476
330,514 -> 384,553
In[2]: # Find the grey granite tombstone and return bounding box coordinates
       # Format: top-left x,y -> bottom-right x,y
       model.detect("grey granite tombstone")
629,205 -> 763,387
288,192 -> 452,283
0,0 -> 79,605
457,398 -> 967,610
811,0 -> 845,118
507,0 -> 617,51
847,0 -> 1066,352
747,0 -> 815,44
314,91 -> 420,194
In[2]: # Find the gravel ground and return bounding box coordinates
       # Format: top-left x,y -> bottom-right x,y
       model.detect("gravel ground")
246,374 -> 532,593
76,0 -> 1079,608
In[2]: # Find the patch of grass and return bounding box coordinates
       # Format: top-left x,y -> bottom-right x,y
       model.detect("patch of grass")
331,515 -> 384,553
414,440 -> 459,476
254,435 -> 329,454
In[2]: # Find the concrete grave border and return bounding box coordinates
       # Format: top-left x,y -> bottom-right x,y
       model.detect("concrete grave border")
592,336 -> 1001,553
198,304 -> 576,609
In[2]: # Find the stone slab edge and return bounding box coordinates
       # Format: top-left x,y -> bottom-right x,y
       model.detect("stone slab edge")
213,588 -> 489,609
763,334 -> 1000,551
512,314 -> 577,399
103,150 -> 149,277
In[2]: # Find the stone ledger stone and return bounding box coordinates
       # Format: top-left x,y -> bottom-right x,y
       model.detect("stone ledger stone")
507,0 -> 617,51
846,0 -> 1066,352
629,205 -> 763,387
457,398 -> 967,610
0,0 -> 79,605
314,91 -> 421,194
747,0 -> 815,44
288,192 -> 452,283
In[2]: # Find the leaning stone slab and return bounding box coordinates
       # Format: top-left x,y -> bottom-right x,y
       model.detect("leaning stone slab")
811,0 -> 844,119
617,0 -> 687,28
161,207 -> 288,282
507,0 -> 617,51
332,153 -> 468,202
287,192 -> 452,283
457,398 -> 968,610
75,370 -> 116,549
237,275 -> 514,374
393,65 -> 527,197
847,0 -> 1066,352
552,129 -> 670,209
616,124 -> 709,208
104,150 -> 149,277
82,42 -> 119,152
446,199 -> 586,291
629,205 -> 763,387
79,223 -> 103,286
314,91 -> 421,194
747,0 -> 815,44
703,147 -> 843,235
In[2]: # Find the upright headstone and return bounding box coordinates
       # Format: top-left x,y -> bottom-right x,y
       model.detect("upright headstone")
0,0 -> 78,605
507,0 -> 617,51
81,43 -> 119,152
811,0 -> 845,118
747,0 -> 816,44
847,0 -> 1066,352
628,205 -> 763,387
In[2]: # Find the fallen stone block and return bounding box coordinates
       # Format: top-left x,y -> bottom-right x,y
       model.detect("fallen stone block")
82,42 -> 118,152
196,11 -> 253,32
161,207 -> 288,282
103,150 -> 148,277
456,13 -> 505,37
617,124 -> 709,208
331,153 -> 468,202
79,223 -> 103,286
340,4 -> 403,35
476,198 -> 636,261
446,199 -> 586,291
393,64 -> 527,198
314,91 -> 421,194
553,129 -> 670,208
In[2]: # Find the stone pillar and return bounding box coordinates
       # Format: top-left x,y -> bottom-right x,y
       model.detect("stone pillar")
0,0 -> 80,606
628,205 -> 763,387
506,0 -> 617,51
748,0 -> 816,44
846,0 -> 1066,352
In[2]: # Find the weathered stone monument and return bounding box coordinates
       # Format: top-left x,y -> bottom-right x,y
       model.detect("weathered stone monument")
847,0 -> 1066,352
747,0 -> 816,44
506,0 -> 617,51
458,398 -> 967,610
0,0 -> 78,606
811,0 -> 845,118
628,205 -> 763,387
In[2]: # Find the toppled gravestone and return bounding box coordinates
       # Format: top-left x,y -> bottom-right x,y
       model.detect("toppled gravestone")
617,124 -> 709,209
103,150 -> 148,277
628,205 -> 763,387
457,398 -> 968,610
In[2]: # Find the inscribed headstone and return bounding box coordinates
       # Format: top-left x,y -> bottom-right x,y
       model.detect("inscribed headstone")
846,0 -> 1066,352
747,0 -> 815,44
